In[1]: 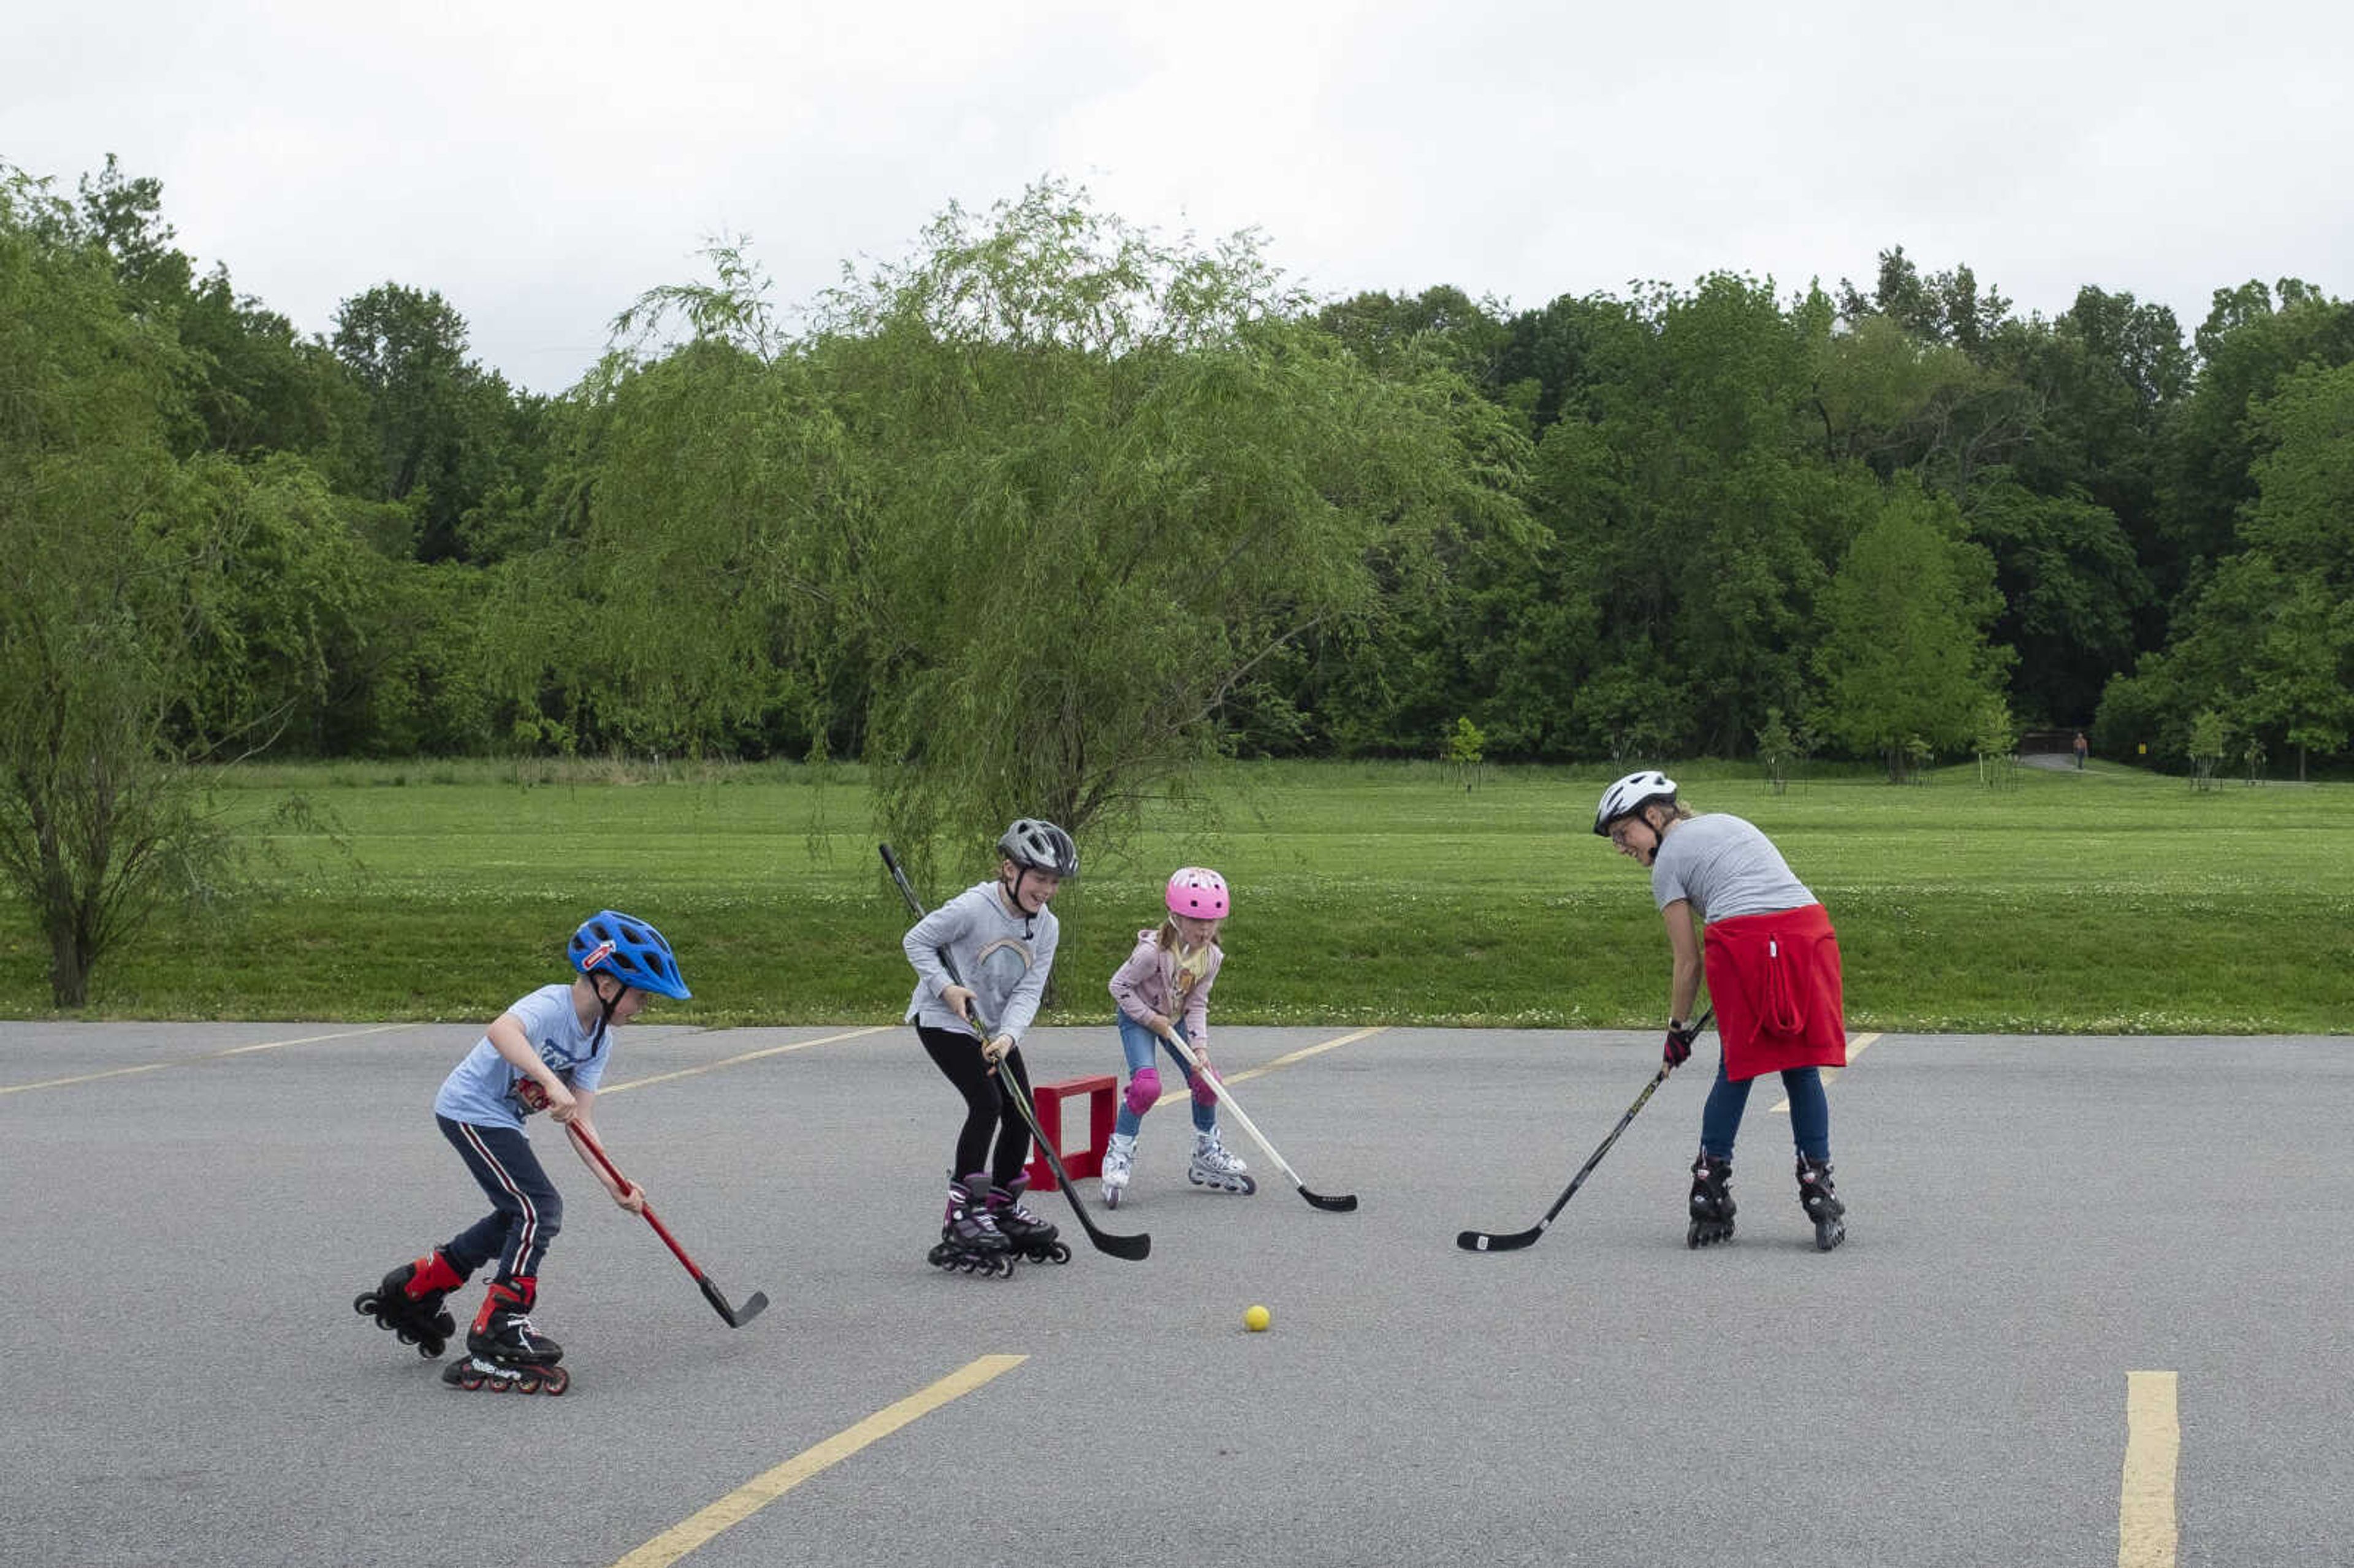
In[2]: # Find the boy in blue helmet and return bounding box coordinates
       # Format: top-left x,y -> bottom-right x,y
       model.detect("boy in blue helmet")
354,910 -> 691,1393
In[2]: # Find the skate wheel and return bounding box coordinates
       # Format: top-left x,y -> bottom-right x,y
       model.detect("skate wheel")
1048,1242 -> 1071,1265
354,1292 -> 378,1315
541,1366 -> 570,1396
414,1340 -> 440,1360
992,1255 -> 1016,1278
515,1371 -> 541,1395
460,1368 -> 486,1391
486,1374 -> 511,1393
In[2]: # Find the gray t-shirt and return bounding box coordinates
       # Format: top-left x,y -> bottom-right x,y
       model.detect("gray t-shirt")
903,881 -> 1059,1041
1650,813 -> 1814,922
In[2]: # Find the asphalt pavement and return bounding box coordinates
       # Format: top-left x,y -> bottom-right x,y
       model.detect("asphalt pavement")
1,1018 -> 2345,1567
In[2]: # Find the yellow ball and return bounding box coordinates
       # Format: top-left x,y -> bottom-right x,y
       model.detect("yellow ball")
1243,1304 -> 1271,1332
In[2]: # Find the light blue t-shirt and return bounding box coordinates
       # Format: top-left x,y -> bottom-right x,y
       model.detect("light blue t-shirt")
1650,813 -> 1815,923
433,984 -> 612,1130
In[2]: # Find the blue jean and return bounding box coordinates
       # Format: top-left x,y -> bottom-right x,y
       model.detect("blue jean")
1698,1057 -> 1830,1164
1112,1014 -> 1217,1140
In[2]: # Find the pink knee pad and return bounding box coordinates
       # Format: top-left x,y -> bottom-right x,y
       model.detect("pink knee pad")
1190,1065 -> 1221,1108
1124,1067 -> 1162,1117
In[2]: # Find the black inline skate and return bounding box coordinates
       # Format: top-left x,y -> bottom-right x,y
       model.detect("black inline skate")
441,1277 -> 569,1395
354,1249 -> 462,1358
1796,1155 -> 1846,1252
926,1172 -> 1014,1278
1686,1152 -> 1737,1249
987,1173 -> 1071,1265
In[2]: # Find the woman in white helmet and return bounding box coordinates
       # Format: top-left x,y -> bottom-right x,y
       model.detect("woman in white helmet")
1593,771 -> 1851,1250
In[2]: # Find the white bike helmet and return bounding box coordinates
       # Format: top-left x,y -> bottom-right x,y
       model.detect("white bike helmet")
1593,771 -> 1678,836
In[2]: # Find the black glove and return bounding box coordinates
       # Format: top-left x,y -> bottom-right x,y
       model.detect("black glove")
1663,1019 -> 1699,1067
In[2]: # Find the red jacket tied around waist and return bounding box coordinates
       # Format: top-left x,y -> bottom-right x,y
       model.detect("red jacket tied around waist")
1701,902 -> 1848,1081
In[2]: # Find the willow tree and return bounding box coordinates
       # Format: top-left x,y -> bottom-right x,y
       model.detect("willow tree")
0,171 -> 216,1004
809,181 -> 1525,878
574,183 -> 1526,881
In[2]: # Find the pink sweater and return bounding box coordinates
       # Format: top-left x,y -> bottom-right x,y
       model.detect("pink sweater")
1108,929 -> 1223,1049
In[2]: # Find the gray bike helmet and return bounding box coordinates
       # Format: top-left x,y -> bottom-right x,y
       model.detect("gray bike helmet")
1593,771 -> 1678,837
997,818 -> 1079,878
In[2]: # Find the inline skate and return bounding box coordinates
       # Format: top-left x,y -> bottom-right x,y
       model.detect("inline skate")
1187,1130 -> 1255,1195
1100,1132 -> 1135,1209
1687,1152 -> 1737,1248
1796,1155 -> 1846,1252
988,1173 -> 1071,1264
441,1276 -> 569,1395
354,1249 -> 462,1359
926,1172 -> 1014,1277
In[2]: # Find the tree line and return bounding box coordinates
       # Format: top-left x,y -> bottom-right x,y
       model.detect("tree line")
4,156 -> 2350,997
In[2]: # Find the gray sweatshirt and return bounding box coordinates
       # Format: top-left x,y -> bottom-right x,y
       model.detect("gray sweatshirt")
902,880 -> 1060,1041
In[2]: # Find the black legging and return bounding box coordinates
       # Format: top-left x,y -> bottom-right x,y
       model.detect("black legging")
918,1026 -> 1033,1186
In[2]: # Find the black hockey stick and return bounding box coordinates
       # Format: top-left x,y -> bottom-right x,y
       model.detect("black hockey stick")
1456,1009 -> 1712,1253
1149,1026 -> 1357,1211
880,843 -> 1150,1263
566,1122 -> 770,1326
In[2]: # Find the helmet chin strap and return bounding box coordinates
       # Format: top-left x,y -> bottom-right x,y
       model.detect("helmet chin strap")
590,972 -> 630,1049
1000,868 -> 1038,936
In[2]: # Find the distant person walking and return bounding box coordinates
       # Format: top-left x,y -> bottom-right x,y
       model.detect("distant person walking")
2073,731 -> 2089,769
1593,771 -> 1851,1251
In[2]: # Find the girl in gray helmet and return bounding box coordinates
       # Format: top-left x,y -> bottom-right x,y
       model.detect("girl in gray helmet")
902,818 -> 1078,1274
1594,772 -> 1851,1251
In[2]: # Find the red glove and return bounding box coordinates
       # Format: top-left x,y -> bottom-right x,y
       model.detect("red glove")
1663,1021 -> 1699,1067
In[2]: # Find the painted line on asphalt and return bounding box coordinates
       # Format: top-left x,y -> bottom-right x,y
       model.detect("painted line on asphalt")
2119,1370 -> 2180,1568
598,1024 -> 895,1095
608,1353 -> 1027,1568
1768,1032 -> 1881,1114
1153,1026 -> 1388,1109
0,1024 -> 409,1096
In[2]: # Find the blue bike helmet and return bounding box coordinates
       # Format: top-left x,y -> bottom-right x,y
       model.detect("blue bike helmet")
568,910 -> 691,999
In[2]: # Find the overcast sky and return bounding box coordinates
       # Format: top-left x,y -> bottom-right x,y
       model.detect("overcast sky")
10,0 -> 2350,394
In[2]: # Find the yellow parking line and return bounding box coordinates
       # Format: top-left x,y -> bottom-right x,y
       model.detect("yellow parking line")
2120,1371 -> 2180,1568
598,1024 -> 894,1096
609,1354 -> 1027,1568
1154,1026 -> 1387,1109
0,1024 -> 408,1096
1769,1032 -> 1881,1114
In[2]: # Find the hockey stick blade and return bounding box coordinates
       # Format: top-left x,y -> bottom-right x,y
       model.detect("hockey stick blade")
567,1123 -> 773,1326
1457,1011 -> 1712,1254
880,842 -> 1150,1263
1150,1026 -> 1360,1215
702,1278 -> 770,1327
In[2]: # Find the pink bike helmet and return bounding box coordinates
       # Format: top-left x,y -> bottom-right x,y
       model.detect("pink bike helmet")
1165,867 -> 1230,920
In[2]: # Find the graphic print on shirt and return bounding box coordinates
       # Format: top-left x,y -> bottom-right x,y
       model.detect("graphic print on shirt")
971,937 -> 1034,1010
509,1029 -> 602,1118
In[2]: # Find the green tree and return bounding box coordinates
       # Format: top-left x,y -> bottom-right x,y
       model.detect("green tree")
0,169 -> 229,1003
580,182 -> 1527,876
2187,707 -> 2225,791
1971,693 -> 2018,786
1813,482 -> 2011,780
333,283 -> 542,563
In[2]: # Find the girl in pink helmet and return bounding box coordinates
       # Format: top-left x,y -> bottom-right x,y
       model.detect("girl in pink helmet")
1100,867 -> 1252,1206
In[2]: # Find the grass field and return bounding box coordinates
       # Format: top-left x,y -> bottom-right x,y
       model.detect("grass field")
1,756 -> 2347,1032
